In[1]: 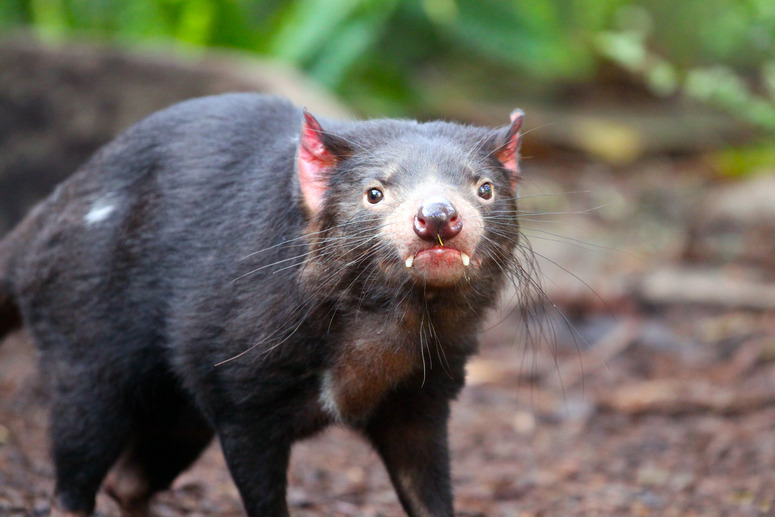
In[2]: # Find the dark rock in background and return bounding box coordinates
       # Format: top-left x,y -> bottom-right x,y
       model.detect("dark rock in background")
0,36 -> 349,236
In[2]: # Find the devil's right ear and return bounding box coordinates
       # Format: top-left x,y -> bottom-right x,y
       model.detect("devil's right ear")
297,110 -> 351,216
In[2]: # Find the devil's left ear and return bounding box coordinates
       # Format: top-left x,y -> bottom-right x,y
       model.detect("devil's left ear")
493,109 -> 524,192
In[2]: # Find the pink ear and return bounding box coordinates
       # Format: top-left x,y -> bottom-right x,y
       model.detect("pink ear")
298,110 -> 337,215
496,109 -> 524,173
496,109 -> 524,191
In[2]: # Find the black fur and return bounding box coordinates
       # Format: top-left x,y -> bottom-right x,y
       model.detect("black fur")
0,93 -> 522,516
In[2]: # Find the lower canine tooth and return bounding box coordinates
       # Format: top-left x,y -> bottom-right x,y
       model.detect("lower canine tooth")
461,252 -> 470,266
405,255 -> 414,268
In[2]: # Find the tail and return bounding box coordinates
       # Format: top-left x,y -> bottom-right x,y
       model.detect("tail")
0,236 -> 22,340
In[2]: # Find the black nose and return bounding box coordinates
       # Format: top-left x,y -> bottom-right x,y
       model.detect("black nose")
414,196 -> 463,242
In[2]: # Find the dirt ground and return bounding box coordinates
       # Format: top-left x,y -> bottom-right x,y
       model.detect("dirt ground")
2,154 -> 775,516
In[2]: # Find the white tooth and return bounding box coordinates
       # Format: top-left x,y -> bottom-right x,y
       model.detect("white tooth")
405,255 -> 414,268
461,252 -> 470,266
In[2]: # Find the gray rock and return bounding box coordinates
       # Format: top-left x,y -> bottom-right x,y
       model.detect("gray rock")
0,35 -> 350,236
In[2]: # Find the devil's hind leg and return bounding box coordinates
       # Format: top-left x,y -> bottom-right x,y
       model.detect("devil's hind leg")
48,372 -> 134,516
103,397 -> 214,517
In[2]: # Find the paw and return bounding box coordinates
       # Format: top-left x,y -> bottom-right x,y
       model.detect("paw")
104,464 -> 152,517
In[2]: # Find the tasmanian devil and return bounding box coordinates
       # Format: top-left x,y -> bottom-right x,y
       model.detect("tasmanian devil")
0,93 -> 525,517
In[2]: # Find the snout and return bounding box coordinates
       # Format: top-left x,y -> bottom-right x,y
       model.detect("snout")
378,184 -> 484,288
413,196 -> 463,243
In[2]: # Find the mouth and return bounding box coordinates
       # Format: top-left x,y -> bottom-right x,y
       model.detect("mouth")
404,247 -> 470,268
403,246 -> 472,286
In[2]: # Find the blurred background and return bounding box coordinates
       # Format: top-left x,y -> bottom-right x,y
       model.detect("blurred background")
1,1 -> 775,516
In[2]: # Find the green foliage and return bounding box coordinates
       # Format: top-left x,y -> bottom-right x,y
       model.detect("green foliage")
597,2 -> 775,133
713,143 -> 775,178
0,0 -> 774,129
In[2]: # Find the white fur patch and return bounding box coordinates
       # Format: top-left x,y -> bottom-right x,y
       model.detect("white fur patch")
318,370 -> 342,422
85,198 -> 116,225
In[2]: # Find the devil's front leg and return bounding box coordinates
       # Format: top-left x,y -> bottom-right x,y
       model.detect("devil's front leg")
363,373 -> 464,517
216,413 -> 294,517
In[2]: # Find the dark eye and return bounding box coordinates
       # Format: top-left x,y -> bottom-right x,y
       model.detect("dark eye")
477,182 -> 493,200
366,188 -> 384,204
